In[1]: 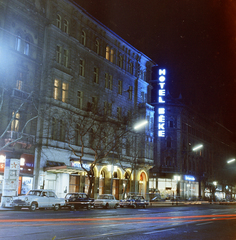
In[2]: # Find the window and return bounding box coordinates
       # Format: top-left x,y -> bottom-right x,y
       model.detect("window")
11,112 -> 20,132
128,86 -> 132,100
52,117 -> 57,140
54,79 -> 60,100
117,107 -> 121,120
119,54 -> 123,68
82,30 -> 86,46
104,101 -> 107,115
56,45 -> 62,63
64,49 -> 69,67
167,136 -> 171,148
79,59 -> 85,76
92,96 -> 97,111
62,82 -> 68,103
94,67 -> 99,83
105,73 -> 108,88
15,33 -> 21,52
129,62 -> 133,75
24,37 -> 30,56
57,14 -> 61,29
75,124 -> 81,146
95,39 -> 100,54
108,103 -> 112,116
118,80 -> 122,95
109,74 -> 113,90
60,120 -> 65,141
16,72 -> 23,90
106,46 -> 110,60
110,49 -> 114,63
64,19 -> 69,33
77,91 -> 83,109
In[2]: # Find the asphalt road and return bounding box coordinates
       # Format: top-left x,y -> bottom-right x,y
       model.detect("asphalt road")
0,205 -> 236,240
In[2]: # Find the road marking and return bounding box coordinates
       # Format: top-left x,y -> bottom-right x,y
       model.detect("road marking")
196,221 -> 213,226
144,228 -> 175,234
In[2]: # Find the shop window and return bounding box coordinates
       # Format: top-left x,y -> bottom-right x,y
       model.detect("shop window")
69,175 -> 80,192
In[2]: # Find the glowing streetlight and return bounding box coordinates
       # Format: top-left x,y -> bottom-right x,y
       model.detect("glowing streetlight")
227,158 -> 235,164
133,120 -> 148,130
192,144 -> 203,151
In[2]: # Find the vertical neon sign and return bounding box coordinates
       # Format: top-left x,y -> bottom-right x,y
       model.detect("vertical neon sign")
158,69 -> 166,137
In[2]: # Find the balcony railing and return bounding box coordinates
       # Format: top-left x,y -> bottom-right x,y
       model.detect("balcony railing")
4,131 -> 35,149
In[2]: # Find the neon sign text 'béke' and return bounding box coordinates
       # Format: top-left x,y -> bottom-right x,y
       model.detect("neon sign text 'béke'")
158,69 -> 166,137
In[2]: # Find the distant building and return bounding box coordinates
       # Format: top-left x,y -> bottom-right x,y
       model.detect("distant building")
150,66 -> 236,201
0,0 -> 155,201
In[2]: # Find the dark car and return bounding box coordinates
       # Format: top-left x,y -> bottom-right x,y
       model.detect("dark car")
119,195 -> 149,208
65,193 -> 94,210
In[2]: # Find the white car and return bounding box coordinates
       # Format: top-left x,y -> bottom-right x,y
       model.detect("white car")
94,194 -> 119,209
12,189 -> 65,211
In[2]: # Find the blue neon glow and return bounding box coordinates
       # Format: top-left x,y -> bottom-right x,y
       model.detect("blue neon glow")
158,69 -> 166,137
184,175 -> 195,181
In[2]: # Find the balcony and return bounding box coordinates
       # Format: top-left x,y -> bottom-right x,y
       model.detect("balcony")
11,89 -> 32,101
4,131 -> 35,149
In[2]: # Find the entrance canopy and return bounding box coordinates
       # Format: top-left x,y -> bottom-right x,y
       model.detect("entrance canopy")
43,161 -> 84,174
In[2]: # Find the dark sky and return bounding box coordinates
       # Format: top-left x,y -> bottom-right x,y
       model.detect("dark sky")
73,0 -> 236,133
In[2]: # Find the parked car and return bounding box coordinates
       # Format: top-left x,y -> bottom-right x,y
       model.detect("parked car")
94,194 -> 119,209
120,195 -> 149,208
12,189 -> 65,211
65,193 -> 94,210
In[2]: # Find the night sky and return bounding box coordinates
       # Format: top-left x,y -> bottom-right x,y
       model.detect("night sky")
73,0 -> 236,134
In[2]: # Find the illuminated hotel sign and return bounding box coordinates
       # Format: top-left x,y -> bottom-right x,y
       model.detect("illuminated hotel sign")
158,69 -> 166,137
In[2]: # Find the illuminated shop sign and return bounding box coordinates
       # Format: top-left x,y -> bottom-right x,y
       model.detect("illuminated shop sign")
184,175 -> 195,181
158,69 -> 166,137
72,161 -> 90,171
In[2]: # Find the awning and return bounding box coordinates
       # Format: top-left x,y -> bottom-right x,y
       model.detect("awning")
43,161 -> 85,174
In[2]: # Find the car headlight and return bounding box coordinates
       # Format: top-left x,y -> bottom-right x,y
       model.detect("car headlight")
25,197 -> 28,201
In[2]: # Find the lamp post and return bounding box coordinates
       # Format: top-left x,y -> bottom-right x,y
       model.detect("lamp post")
110,120 -> 148,196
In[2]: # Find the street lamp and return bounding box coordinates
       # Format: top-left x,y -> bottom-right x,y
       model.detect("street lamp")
227,159 -> 235,164
192,144 -> 203,151
111,120 -> 148,195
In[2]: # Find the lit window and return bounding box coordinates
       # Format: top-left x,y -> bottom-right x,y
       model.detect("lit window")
118,80 -> 122,95
64,49 -> 69,67
20,158 -> 25,166
95,39 -> 100,54
77,91 -> 83,109
62,82 -> 68,103
57,14 -> 61,29
94,67 -> 99,83
24,37 -> 30,56
15,33 -> 21,52
64,19 -> 69,34
11,112 -> 20,132
54,79 -> 60,100
106,46 -> 110,60
56,45 -> 62,63
79,59 -> 85,76
82,30 -> 86,46
110,49 -> 114,63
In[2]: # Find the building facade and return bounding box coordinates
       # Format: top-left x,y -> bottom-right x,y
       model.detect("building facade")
0,0 -> 155,204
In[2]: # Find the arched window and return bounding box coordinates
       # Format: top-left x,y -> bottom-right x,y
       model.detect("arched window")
15,32 -> 21,51
82,30 -> 86,46
57,14 -> 61,29
24,36 -> 30,56
64,19 -> 69,33
106,46 -> 110,60
95,39 -> 100,54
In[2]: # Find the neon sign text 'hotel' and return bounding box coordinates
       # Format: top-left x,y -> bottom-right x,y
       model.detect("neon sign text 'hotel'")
158,69 -> 166,137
